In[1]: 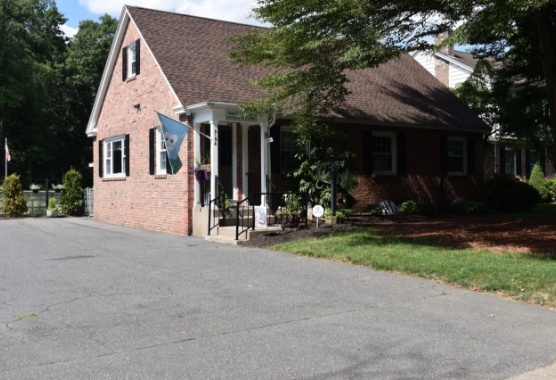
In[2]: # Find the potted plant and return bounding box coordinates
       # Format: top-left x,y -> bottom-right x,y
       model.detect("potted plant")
324,208 -> 344,224
52,184 -> 64,193
47,197 -> 59,218
30,184 -> 41,193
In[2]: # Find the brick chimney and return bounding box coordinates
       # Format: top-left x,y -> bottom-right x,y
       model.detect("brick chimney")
434,31 -> 453,87
434,31 -> 454,56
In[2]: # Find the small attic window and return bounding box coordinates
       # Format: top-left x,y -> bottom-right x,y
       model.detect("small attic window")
122,40 -> 140,81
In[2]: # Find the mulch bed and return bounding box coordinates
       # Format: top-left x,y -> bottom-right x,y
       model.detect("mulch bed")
240,214 -> 556,255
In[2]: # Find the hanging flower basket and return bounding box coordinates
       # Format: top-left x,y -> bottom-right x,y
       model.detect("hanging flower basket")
194,169 -> 205,181
204,170 -> 211,181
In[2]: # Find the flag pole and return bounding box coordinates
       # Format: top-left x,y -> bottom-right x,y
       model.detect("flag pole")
4,138 -> 7,180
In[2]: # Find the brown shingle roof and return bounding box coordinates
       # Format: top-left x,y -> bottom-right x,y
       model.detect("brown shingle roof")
451,50 -> 480,70
127,6 -> 488,133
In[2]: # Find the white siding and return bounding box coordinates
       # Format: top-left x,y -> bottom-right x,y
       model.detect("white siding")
411,52 -> 436,77
449,63 -> 472,88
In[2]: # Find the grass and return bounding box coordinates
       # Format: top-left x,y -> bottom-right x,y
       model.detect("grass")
272,228 -> 556,308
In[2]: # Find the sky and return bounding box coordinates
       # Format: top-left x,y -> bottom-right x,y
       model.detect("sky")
56,0 -> 262,37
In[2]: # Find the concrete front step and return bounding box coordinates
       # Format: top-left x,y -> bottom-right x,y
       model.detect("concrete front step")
205,225 -> 283,245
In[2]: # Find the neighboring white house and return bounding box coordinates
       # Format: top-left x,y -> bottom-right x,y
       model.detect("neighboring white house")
409,33 -> 477,90
411,34 -> 555,179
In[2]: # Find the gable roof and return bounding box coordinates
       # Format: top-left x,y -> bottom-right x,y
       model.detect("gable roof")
87,6 -> 488,136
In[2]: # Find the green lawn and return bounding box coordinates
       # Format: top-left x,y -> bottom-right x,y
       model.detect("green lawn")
272,226 -> 556,308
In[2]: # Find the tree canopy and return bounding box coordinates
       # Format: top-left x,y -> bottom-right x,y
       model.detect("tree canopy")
231,0 -> 556,166
0,0 -> 116,187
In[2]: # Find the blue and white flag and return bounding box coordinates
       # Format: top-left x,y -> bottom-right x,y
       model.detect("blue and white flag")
157,112 -> 190,174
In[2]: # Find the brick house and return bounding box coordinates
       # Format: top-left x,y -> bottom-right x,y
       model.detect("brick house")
411,36 -> 555,179
86,6 -> 489,236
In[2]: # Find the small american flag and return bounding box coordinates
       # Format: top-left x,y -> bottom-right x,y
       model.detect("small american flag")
5,139 -> 11,162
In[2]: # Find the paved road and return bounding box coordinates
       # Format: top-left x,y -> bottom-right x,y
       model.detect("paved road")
1,217 -> 555,379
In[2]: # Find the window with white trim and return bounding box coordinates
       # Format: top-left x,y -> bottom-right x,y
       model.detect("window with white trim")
103,136 -> 126,177
371,132 -> 397,174
279,127 -> 299,173
156,128 -> 167,175
127,42 -> 137,77
447,137 -> 467,175
122,40 -> 140,81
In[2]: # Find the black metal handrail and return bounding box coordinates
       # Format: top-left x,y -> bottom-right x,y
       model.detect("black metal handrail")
207,176 -> 228,236
234,191 -> 309,240
235,195 -> 255,240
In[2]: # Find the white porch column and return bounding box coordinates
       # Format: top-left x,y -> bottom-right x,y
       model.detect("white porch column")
232,123 -> 238,200
242,124 -> 249,200
259,123 -> 268,206
210,121 -> 219,201
194,122 -> 201,205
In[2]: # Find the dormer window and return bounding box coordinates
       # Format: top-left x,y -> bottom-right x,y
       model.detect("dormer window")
122,40 -> 140,81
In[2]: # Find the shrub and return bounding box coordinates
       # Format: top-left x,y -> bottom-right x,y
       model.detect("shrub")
528,162 -> 553,202
548,178 -> 556,198
1,174 -> 28,217
48,197 -> 58,211
60,168 -> 83,216
484,174 -> 538,212
450,199 -> 488,215
399,199 -> 431,215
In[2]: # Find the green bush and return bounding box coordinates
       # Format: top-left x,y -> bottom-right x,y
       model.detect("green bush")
450,199 -> 488,215
548,178 -> 556,198
60,168 -> 83,216
528,162 -> 553,202
1,174 -> 28,217
484,174 -> 538,212
399,199 -> 431,215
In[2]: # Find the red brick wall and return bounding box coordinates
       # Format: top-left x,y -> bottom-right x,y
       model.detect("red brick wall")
92,22 -> 193,235
269,123 -> 485,212
348,125 -> 484,211
435,58 -> 450,87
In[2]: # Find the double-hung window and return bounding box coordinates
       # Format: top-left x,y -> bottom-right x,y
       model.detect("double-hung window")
371,132 -> 397,174
102,135 -> 128,178
122,40 -> 140,81
447,137 -> 467,175
279,127 -> 299,174
156,128 -> 167,175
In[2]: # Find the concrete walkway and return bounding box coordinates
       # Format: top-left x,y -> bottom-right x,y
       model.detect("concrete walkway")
1,217 -> 555,379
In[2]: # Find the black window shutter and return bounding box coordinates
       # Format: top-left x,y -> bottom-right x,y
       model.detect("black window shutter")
122,46 -> 128,81
396,133 -> 406,175
525,149 -> 531,179
440,136 -> 448,176
98,140 -> 103,178
125,134 -> 130,177
135,40 -> 140,75
499,146 -> 506,174
363,131 -> 373,174
516,149 -> 522,176
270,126 -> 280,173
149,128 -> 155,175
467,137 -> 476,175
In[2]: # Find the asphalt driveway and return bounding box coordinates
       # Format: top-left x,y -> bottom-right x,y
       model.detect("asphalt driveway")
1,217 -> 555,379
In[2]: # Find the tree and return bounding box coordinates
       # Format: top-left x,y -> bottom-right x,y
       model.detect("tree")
0,0 -> 67,184
451,2 -> 556,169
230,1 -> 556,164
53,15 -> 117,186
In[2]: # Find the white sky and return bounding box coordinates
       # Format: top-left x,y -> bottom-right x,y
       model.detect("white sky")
60,0 -> 262,37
